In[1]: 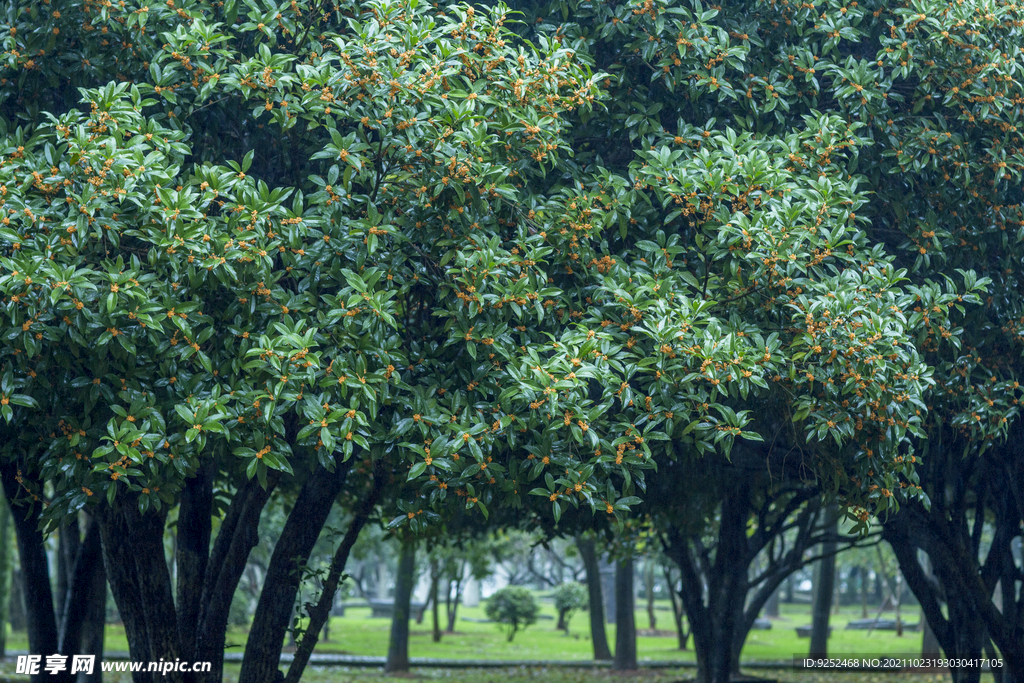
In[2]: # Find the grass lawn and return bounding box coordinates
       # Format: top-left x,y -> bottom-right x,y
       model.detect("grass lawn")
0,600 -> 932,662
276,600 -> 931,663
0,663 -> 998,683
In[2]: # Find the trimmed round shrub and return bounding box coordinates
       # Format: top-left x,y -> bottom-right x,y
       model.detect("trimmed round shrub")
485,586 -> 540,642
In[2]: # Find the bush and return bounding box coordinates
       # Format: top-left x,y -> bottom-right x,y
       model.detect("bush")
553,582 -> 589,634
485,586 -> 540,642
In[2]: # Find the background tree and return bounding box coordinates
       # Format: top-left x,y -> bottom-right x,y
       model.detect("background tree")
552,581 -> 588,634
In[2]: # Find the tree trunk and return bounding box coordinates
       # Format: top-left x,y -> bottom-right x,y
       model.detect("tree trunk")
613,557 -> 636,671
921,608 -> 940,658
9,568 -> 26,632
2,464 -> 60,683
883,513 -> 985,683
0,489 -> 11,657
77,554 -> 106,683
98,501 -> 182,683
661,565 -> 688,649
860,565 -> 869,618
576,536 -> 612,660
385,536 -> 416,674
57,520 -> 81,631
645,560 -> 656,631
285,465 -> 385,683
809,508 -> 837,657
445,571 -> 462,633
176,462 -> 212,664
763,585 -> 779,619
239,461 -> 350,683
667,484 -> 749,683
194,474 -> 277,683
59,517 -> 103,659
430,558 -> 441,643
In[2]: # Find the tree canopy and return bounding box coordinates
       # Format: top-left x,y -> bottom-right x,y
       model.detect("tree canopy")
2,0 -> 1024,679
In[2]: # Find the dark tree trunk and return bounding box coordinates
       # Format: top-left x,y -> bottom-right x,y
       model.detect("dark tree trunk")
884,509 -> 985,683
613,557 -> 636,671
445,564 -> 463,633
430,558 -> 441,642
286,465 -> 385,683
59,516 -> 103,659
57,520 -> 81,630
860,565 -> 869,618
9,568 -> 26,632
385,536 -> 417,674
576,536 -> 612,660
919,555 -> 940,658
176,462 -> 212,664
661,564 -> 688,649
0,489 -> 11,656
645,560 -> 657,631
77,555 -> 106,683
662,478 -> 827,683
239,461 -> 351,683
2,464 -> 60,683
882,427 -> 1024,683
809,508 -> 837,656
194,474 -> 277,683
98,501 -> 182,683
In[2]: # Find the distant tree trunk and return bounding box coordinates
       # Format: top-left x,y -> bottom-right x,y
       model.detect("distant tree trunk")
645,560 -> 656,631
0,490 -> 11,657
810,508 -> 838,656
385,537 -> 416,673
894,571 -> 903,636
784,575 -> 794,603
445,569 -> 463,633
860,565 -> 869,618
576,536 -> 612,660
430,558 -> 441,642
763,585 -> 780,618
661,564 -> 688,649
613,557 -> 636,671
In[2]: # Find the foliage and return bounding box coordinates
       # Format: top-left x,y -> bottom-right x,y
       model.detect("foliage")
485,585 -> 540,641
3,0 -> 1024,671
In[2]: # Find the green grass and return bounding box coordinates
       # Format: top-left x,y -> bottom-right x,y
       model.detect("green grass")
278,600 -> 931,663
0,662 -> 999,683
0,597 -> 941,665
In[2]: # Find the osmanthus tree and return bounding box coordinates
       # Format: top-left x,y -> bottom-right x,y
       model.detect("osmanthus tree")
480,0 -> 983,559
847,0 -> 1024,678
0,2 -> 647,682
486,0 -> 1016,680
1,0 -> 1018,680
